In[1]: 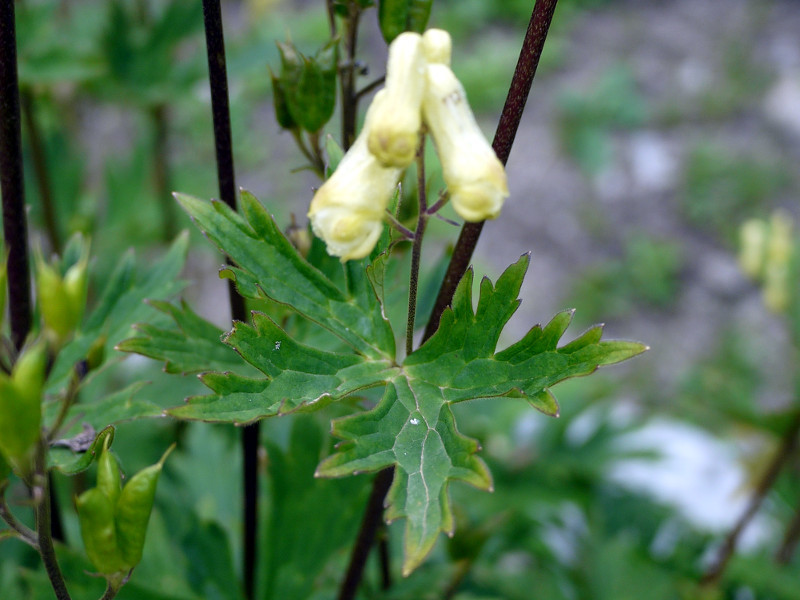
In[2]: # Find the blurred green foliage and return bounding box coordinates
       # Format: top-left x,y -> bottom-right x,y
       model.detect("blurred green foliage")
570,234 -> 684,324
557,66 -> 648,174
681,144 -> 791,244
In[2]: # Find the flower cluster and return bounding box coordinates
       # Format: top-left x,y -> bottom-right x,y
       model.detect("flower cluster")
308,29 -> 509,261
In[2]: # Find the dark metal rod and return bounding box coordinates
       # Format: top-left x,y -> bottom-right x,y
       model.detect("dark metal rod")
0,0 -> 32,351
200,2 -> 256,598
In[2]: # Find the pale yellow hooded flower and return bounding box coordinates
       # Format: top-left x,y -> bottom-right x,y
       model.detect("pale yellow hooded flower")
367,32 -> 426,168
308,92 -> 402,261
422,63 -> 508,222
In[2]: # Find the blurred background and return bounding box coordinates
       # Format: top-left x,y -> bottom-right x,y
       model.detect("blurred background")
5,0 -> 800,598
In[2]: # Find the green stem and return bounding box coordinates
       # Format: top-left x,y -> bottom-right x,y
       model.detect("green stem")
34,440 -> 72,600
406,134 -> 428,357
339,3 -> 361,150
46,366 -> 82,442
150,103 -> 176,242
422,0 -> 561,342
21,89 -> 61,254
775,501 -> 800,565
700,410 -> 800,586
0,481 -> 37,546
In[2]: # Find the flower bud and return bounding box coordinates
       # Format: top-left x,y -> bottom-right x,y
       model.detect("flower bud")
367,32 -> 426,168
0,341 -> 47,471
34,238 -> 90,346
421,28 -> 451,65
763,212 -> 794,313
738,218 -> 768,279
308,92 -> 403,261
423,63 -> 508,222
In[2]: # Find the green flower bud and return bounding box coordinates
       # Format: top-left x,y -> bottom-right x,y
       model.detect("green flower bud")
269,67 -> 297,130
115,444 -> 174,569
0,341 -> 47,471
77,486 -> 127,578
34,239 -> 90,346
276,39 -> 338,133
77,443 -> 174,579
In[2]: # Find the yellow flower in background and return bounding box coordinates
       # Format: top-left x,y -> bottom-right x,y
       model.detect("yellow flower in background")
367,32 -> 427,168
308,92 -> 403,261
737,211 -> 795,314
422,63 -> 508,222
763,211 -> 793,313
738,218 -> 768,279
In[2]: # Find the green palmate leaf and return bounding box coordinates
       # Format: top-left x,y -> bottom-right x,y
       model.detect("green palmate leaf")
168,311 -> 397,424
117,300 -> 244,375
175,191 -> 395,359
317,254 -> 646,573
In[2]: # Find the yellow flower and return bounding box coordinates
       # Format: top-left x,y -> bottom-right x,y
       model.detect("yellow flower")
421,28 -> 451,66
423,63 -> 508,222
367,32 -> 426,168
308,92 -> 402,261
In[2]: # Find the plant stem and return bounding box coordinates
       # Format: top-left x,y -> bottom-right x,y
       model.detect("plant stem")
422,0 -> 560,343
406,134 -> 428,357
20,89 -> 61,254
355,76 -> 385,101
337,467 -> 394,600
200,2 -> 256,598
99,584 -> 119,600
34,440 -> 72,600
326,0 -> 337,38
0,481 -> 37,546
0,0 -> 33,351
150,103 -> 177,242
701,411 -> 800,586
339,3 -> 361,150
775,501 -> 800,565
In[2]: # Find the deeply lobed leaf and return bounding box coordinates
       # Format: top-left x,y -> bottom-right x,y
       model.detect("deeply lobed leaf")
174,192 -> 395,359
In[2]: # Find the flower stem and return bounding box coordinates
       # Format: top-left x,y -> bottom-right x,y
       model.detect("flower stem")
200,2 -> 256,598
34,440 -> 72,600
0,481 -> 37,546
0,0 -> 33,351
406,134 -> 428,357
150,103 -> 177,242
339,3 -> 362,150
20,89 -> 61,254
422,0 -> 560,343
337,467 -> 395,600
701,410 -> 800,586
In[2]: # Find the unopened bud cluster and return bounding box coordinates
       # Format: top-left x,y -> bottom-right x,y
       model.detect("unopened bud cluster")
309,29 -> 509,261
738,211 -> 795,313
